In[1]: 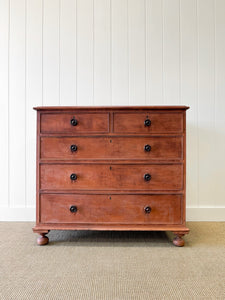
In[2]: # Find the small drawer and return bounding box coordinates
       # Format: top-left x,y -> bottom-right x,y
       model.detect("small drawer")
113,112 -> 183,133
40,194 -> 182,225
40,136 -> 183,161
40,163 -> 183,191
40,113 -> 109,134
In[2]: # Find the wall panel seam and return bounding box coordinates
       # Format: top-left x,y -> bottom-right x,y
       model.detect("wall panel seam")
162,0 -> 164,104
213,0 -> 216,207
75,0 -> 77,105
25,0 -> 27,207
213,0 -> 216,128
59,0 -> 61,106
179,0 -> 181,104
93,0 -> 95,105
144,0 -> 147,105
127,0 -> 130,105
196,0 -> 199,208
8,0 -> 11,208
41,0 -> 44,106
110,0 -> 112,105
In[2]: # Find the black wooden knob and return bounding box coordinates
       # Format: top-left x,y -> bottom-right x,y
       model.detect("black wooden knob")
144,119 -> 151,127
70,205 -> 77,213
70,144 -> 77,152
144,144 -> 151,152
144,173 -> 151,181
71,118 -> 78,126
144,206 -> 151,214
70,173 -> 77,181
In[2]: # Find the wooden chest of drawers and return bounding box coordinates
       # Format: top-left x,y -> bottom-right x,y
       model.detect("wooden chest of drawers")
33,106 -> 189,246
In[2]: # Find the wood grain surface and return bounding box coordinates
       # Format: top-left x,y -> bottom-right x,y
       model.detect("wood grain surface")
40,113 -> 109,133
40,136 -> 183,160
40,194 -> 182,225
33,106 -> 189,246
40,163 -> 183,191
113,112 -> 183,133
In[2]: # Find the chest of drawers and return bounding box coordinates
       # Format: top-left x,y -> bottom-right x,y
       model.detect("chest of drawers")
33,106 -> 189,246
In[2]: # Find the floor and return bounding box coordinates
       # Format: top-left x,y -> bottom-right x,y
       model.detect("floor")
0,222 -> 224,299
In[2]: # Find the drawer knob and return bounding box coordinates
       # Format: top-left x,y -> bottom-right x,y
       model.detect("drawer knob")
70,205 -> 77,213
144,144 -> 151,152
144,206 -> 151,214
144,119 -> 151,127
144,173 -> 151,181
70,173 -> 77,181
70,144 -> 77,152
71,118 -> 78,126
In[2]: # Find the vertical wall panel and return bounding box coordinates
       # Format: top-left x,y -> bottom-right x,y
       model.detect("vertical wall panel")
76,0 -> 94,105
60,0 -> 76,105
94,0 -> 111,105
198,0 -> 215,207
215,0 -> 225,120
128,0 -> 146,105
146,0 -> 163,104
43,0 -> 60,105
26,0 -> 42,207
0,0 -> 9,207
1,0 -> 225,220
9,0 -> 26,207
163,0 -> 180,104
180,0 -> 198,207
214,0 -> 225,206
111,0 -> 129,105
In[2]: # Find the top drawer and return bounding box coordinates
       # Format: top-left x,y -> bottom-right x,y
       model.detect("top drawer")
40,113 -> 109,134
114,112 -> 183,134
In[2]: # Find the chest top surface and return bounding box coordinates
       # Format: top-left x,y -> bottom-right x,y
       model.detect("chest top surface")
34,105 -> 189,111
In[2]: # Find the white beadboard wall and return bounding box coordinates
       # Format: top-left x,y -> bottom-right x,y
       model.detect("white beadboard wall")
0,0 -> 225,221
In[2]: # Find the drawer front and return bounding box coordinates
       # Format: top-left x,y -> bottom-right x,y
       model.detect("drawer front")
114,112 -> 183,133
40,136 -> 183,160
40,113 -> 109,133
40,194 -> 182,225
40,164 -> 183,191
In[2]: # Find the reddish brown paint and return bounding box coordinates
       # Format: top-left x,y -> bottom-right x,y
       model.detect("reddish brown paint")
40,194 -> 182,225
40,136 -> 183,161
113,112 -> 183,133
33,106 -> 189,246
41,113 -> 109,133
40,164 -> 183,191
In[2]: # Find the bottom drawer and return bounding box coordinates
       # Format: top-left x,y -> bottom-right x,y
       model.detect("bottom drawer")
40,194 -> 182,225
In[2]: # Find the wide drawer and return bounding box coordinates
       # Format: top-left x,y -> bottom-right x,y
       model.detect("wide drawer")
40,164 -> 183,191
40,136 -> 183,160
40,194 -> 182,224
113,112 -> 183,133
40,113 -> 109,133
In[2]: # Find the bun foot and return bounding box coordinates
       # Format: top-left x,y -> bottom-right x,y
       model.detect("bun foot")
172,232 -> 186,247
37,233 -> 49,245
173,236 -> 184,247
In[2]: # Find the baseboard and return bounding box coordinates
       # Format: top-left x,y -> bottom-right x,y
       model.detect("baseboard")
186,207 -> 225,221
0,207 -> 225,222
0,207 -> 35,221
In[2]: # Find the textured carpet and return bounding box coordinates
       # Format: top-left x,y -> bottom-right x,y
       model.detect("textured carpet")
0,222 -> 224,300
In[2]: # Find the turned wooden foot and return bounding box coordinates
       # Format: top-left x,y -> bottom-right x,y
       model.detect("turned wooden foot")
173,232 -> 186,247
37,233 -> 49,245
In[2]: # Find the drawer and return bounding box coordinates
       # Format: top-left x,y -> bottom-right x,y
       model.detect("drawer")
40,164 -> 183,191
40,113 -> 109,133
40,136 -> 183,160
40,194 -> 182,225
114,112 -> 183,133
